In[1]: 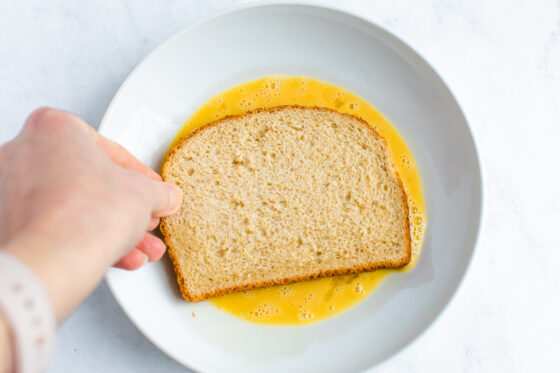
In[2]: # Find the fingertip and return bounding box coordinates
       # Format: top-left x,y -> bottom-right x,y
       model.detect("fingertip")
136,233 -> 166,262
164,182 -> 183,215
150,180 -> 183,218
113,249 -> 148,270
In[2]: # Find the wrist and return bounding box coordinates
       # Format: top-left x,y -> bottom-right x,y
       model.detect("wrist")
4,234 -> 108,322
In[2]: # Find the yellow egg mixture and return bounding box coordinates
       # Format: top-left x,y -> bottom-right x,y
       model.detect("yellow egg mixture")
167,76 -> 426,325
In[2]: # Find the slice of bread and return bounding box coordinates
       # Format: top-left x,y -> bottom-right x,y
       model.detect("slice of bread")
161,106 -> 410,302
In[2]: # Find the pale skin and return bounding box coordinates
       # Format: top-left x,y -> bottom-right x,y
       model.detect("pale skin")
0,108 -> 183,372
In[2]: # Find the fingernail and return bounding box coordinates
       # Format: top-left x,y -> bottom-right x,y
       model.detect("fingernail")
142,254 -> 149,265
166,183 -> 183,213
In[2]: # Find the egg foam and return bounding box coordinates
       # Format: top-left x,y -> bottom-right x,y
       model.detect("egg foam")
166,76 -> 426,325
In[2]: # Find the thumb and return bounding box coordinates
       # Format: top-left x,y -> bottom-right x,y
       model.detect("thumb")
149,181 -> 183,217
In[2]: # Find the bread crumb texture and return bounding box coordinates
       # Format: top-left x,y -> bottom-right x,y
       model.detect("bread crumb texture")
161,106 -> 410,301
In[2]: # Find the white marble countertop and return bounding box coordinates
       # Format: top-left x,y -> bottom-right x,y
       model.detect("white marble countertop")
1,0 -> 559,372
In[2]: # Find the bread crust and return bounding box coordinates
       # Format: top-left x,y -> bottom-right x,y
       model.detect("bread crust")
160,105 -> 411,302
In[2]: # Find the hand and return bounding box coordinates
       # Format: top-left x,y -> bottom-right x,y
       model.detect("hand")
0,108 -> 183,321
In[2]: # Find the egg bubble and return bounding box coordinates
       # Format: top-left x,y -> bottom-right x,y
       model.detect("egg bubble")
400,154 -> 415,169
239,98 -> 255,110
354,282 -> 365,294
304,291 -> 316,304
298,310 -> 314,321
334,97 -> 344,108
278,286 -> 292,297
209,95 -> 224,106
268,79 -> 283,91
248,303 -> 280,320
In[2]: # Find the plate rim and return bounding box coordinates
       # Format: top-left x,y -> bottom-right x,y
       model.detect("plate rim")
100,2 -> 486,372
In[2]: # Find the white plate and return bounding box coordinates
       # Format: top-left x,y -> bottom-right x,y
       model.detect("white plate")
100,4 -> 483,372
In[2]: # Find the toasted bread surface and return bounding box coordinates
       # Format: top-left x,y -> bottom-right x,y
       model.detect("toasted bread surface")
161,106 -> 410,301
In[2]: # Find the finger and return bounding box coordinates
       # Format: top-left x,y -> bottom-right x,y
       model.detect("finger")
113,248 -> 147,270
135,233 -> 166,262
148,216 -> 160,231
148,180 -> 183,217
94,134 -> 162,181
